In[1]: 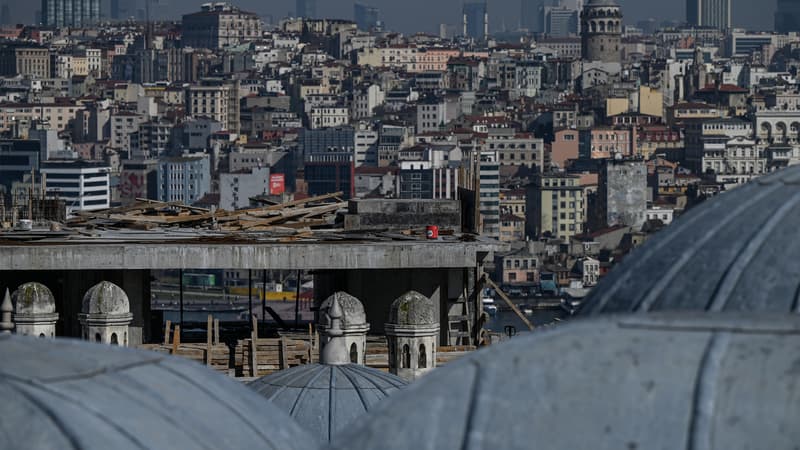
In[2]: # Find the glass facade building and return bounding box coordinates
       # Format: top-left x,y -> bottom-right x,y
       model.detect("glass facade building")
41,0 -> 100,28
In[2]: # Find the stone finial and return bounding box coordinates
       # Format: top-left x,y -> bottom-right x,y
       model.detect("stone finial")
1,288 -> 13,334
320,296 -> 349,365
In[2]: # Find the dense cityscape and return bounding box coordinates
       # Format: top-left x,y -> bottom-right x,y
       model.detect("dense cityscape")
1,0 -> 800,449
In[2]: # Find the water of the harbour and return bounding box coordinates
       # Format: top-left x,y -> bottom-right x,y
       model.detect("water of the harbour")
485,309 -> 569,335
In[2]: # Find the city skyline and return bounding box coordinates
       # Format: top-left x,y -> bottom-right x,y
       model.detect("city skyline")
0,0 -> 782,33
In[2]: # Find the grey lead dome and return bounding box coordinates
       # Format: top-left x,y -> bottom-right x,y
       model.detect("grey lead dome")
331,313 -> 800,450
249,364 -> 406,444
0,335 -> 317,450
581,166 -> 800,315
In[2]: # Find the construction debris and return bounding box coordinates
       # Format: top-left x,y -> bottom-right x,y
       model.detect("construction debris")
66,192 -> 347,233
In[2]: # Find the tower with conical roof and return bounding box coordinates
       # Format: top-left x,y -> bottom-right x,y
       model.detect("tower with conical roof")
580,0 -> 622,63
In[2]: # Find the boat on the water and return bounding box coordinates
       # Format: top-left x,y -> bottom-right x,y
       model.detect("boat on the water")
482,297 -> 498,316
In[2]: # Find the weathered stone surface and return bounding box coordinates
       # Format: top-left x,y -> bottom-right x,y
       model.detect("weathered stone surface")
332,313 -> 800,450
12,282 -> 56,315
82,281 -> 129,315
0,335 -> 317,450
581,166 -> 800,315
249,364 -> 406,444
319,292 -> 367,329
389,291 -> 436,326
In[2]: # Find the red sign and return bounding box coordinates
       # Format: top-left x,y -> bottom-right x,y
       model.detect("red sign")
269,174 -> 285,195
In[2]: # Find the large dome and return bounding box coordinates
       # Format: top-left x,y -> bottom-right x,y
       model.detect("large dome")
331,314 -> 800,450
582,167 -> 800,315
0,335 -> 317,450
249,364 -> 407,443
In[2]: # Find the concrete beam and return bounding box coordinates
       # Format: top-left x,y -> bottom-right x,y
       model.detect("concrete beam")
0,241 -> 505,271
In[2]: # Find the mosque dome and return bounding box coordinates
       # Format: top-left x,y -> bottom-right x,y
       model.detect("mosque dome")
12,282 -> 56,315
388,291 -> 436,326
0,335 -> 317,450
82,281 -> 130,315
331,313 -> 800,450
319,291 -> 367,329
582,168 -> 800,315
249,364 -> 407,443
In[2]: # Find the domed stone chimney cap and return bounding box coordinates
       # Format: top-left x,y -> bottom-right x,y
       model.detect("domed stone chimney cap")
319,292 -> 367,329
82,281 -> 130,316
388,291 -> 436,326
12,283 -> 56,315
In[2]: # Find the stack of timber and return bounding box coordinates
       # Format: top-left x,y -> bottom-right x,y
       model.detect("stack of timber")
139,317 -> 231,375
237,318 -> 314,377
66,192 -> 346,234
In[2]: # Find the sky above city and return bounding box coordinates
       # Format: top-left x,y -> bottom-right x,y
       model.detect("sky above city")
7,0 -> 778,33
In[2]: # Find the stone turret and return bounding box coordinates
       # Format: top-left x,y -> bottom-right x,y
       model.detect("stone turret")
385,291 -> 439,381
79,281 -> 133,346
12,282 -> 58,338
581,0 -> 622,63
0,289 -> 12,334
319,292 -> 369,365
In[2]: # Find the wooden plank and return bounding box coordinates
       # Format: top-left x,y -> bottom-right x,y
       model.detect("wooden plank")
279,338 -> 288,370
214,319 -> 220,345
485,277 -> 534,331
250,317 -> 258,377
164,320 -> 171,345
172,325 -> 181,354
206,315 -> 213,366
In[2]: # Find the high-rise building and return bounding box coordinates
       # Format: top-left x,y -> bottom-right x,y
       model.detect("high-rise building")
354,2 -> 380,30
686,0 -> 731,30
296,0 -> 317,19
595,159 -> 647,230
543,6 -> 579,36
580,0 -> 622,63
525,173 -> 585,241
463,1 -> 489,40
109,0 -> 120,20
776,0 -> 800,33
520,0 -> 540,31
0,3 -> 10,25
41,0 -> 101,28
182,3 -> 262,49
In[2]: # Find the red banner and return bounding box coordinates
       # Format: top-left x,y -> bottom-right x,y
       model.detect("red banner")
269,174 -> 285,195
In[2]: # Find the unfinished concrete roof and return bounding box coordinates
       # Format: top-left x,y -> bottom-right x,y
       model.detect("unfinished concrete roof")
12,282 -> 56,315
0,230 -> 504,271
582,166 -> 800,315
0,335 -> 317,450
249,364 -> 407,444
332,313 -> 800,450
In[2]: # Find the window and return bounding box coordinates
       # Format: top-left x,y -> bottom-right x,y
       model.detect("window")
350,343 -> 358,363
402,344 -> 411,368
418,344 -> 427,368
